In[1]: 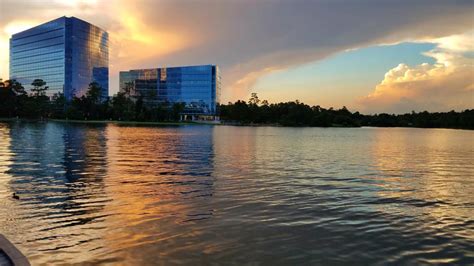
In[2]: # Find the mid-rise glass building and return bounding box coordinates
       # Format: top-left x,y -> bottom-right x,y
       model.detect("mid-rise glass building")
9,16 -> 108,100
119,65 -> 221,115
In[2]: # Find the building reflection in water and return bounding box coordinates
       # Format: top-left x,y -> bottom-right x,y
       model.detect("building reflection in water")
0,122 -> 218,264
0,122 -> 109,264
100,124 -> 216,262
1,123 -> 472,265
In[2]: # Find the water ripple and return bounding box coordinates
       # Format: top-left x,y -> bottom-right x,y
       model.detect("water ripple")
0,123 -> 473,265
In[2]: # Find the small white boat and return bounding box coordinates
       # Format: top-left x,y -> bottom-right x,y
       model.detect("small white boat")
0,234 -> 30,266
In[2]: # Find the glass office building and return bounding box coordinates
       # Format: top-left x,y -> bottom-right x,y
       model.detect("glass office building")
9,16 -> 108,100
119,65 -> 221,115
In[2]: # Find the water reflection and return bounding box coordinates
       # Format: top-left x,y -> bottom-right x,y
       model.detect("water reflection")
0,122 -> 110,264
0,124 -> 12,199
0,123 -> 472,265
371,128 -> 474,243
101,125 -> 216,263
0,122 -> 219,265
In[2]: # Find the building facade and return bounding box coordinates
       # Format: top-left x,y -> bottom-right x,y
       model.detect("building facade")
9,16 -> 108,100
119,65 -> 221,116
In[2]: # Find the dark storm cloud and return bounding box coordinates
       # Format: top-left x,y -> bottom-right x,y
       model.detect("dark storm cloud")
121,0 -> 473,98
1,0 -> 472,101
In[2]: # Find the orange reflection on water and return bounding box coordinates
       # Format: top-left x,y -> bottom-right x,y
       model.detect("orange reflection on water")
101,125 -> 216,262
371,128 -> 474,237
2,123 -> 473,265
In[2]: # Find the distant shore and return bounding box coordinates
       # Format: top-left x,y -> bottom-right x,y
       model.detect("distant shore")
0,118 -> 204,126
1,117 -> 472,130
0,118 -> 364,128
52,119 -> 198,126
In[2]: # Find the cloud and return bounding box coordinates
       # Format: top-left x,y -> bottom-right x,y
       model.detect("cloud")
0,0 -> 473,103
107,3 -> 191,71
121,0 -> 474,101
358,32 -> 474,113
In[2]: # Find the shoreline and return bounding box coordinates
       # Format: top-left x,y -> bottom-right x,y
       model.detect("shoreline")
0,118 -> 472,130
51,119 -> 198,126
0,118 -> 199,126
0,118 -> 362,128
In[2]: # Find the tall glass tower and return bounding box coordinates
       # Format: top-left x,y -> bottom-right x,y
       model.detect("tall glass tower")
9,16 -> 108,100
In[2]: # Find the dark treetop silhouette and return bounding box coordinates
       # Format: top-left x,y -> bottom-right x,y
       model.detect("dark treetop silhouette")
0,79 -> 473,129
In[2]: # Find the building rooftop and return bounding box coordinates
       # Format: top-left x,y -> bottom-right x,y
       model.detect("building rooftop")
121,64 -> 218,73
11,16 -> 106,39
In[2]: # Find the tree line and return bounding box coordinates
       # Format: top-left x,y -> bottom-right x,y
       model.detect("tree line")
219,94 -> 474,129
0,79 -> 472,129
0,79 -> 185,121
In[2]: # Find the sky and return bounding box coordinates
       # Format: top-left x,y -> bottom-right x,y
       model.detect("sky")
0,0 -> 472,114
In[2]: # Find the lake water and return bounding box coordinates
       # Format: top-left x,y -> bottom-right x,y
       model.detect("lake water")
0,121 -> 473,265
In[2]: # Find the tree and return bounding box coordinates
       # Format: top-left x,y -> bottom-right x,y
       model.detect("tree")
123,81 -> 134,97
7,79 -> 27,96
51,92 -> 66,118
31,79 -> 48,97
171,102 -> 185,121
248,92 -> 260,105
0,79 -> 19,117
28,79 -> 50,118
111,92 -> 135,120
1,76 -> 473,129
86,82 -> 102,105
